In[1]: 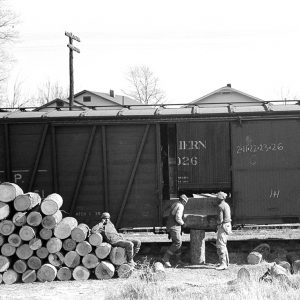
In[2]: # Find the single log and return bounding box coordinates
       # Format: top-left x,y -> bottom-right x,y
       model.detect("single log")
152,262 -> 166,281
293,260 -> 300,274
0,255 -> 10,272
63,238 -> 76,251
109,247 -> 127,266
12,212 -> 27,227
0,273 -> 2,283
72,265 -> 90,281
37,263 -> 57,282
95,261 -> 115,280
0,220 -> 15,236
247,251 -> 262,265
14,192 -> 41,212
41,210 -> 63,229
16,244 -> 33,260
0,201 -> 10,220
190,229 -> 205,264
26,211 -> 43,227
41,193 -> 63,215
253,243 -> 271,255
57,267 -> 72,281
13,259 -> 27,274
22,269 -> 37,283
29,237 -> 42,250
0,182 -> 23,203
76,241 -> 92,256
64,251 -> 80,268
46,237 -> 62,253
19,225 -> 36,241
82,253 -> 99,269
3,269 -> 19,284
39,228 -> 52,240
0,234 -> 5,247
54,217 -> 78,239
95,242 -> 112,259
36,247 -> 49,259
8,233 -> 22,247
117,263 -> 134,279
27,256 -> 42,270
278,261 -> 291,274
71,223 -> 89,242
48,252 -> 64,267
89,232 -> 103,246
1,243 -> 16,257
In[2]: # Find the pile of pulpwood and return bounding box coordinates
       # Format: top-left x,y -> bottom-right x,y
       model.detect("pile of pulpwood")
0,182 -> 134,284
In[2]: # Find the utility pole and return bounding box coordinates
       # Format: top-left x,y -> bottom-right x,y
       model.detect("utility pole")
65,31 -> 80,110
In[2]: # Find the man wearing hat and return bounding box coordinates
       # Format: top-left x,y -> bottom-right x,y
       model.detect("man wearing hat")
215,191 -> 232,270
92,212 -> 141,267
162,194 -> 189,267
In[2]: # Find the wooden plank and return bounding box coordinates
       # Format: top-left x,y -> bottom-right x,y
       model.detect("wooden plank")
4,124 -> 11,182
101,125 -> 109,211
116,124 -> 150,228
70,125 -> 96,215
51,125 -> 58,192
28,124 -> 49,191
155,124 -> 163,226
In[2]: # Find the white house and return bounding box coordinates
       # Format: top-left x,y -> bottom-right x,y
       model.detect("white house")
187,84 -> 264,107
74,90 -> 141,109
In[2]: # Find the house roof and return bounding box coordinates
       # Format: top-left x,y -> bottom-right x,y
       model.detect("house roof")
189,84 -> 263,105
74,90 -> 141,106
33,98 -> 85,111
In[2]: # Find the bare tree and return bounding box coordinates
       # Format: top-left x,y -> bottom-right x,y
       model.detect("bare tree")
35,80 -> 68,106
0,0 -> 18,105
1,76 -> 33,109
123,65 -> 165,105
0,0 -> 18,81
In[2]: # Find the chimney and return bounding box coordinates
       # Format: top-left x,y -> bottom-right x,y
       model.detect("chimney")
109,90 -> 114,97
227,83 -> 231,88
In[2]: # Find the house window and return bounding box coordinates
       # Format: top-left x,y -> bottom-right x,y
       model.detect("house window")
57,101 -> 64,107
83,96 -> 91,102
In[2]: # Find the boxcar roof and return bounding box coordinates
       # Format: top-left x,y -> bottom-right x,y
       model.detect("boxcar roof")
0,103 -> 300,120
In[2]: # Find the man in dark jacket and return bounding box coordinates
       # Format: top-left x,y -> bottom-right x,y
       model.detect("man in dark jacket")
92,212 -> 141,266
162,194 -> 189,267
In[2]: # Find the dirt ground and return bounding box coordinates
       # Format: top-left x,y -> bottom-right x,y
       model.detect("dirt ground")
1,227 -> 299,300
0,263 -> 270,300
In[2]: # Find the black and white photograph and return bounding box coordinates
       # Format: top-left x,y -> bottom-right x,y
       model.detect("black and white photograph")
0,0 -> 300,299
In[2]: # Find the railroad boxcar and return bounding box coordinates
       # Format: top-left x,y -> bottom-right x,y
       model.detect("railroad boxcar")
0,103 -> 300,230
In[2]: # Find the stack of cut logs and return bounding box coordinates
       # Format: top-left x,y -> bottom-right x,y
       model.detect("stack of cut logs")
0,182 -> 134,284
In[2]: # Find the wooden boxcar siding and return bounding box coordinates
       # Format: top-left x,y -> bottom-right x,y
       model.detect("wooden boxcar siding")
177,122 -> 231,190
231,119 -> 300,224
106,125 -> 158,228
0,124 -> 53,196
0,125 -> 6,182
0,121 -> 160,228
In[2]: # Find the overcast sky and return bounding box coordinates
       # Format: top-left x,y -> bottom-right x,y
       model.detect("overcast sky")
7,0 -> 300,104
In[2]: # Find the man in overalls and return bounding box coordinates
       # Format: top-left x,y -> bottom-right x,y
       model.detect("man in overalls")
162,194 -> 189,267
215,191 -> 232,270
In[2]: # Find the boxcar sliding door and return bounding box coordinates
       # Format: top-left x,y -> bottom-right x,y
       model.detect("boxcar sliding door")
176,121 -> 231,193
231,119 -> 300,225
